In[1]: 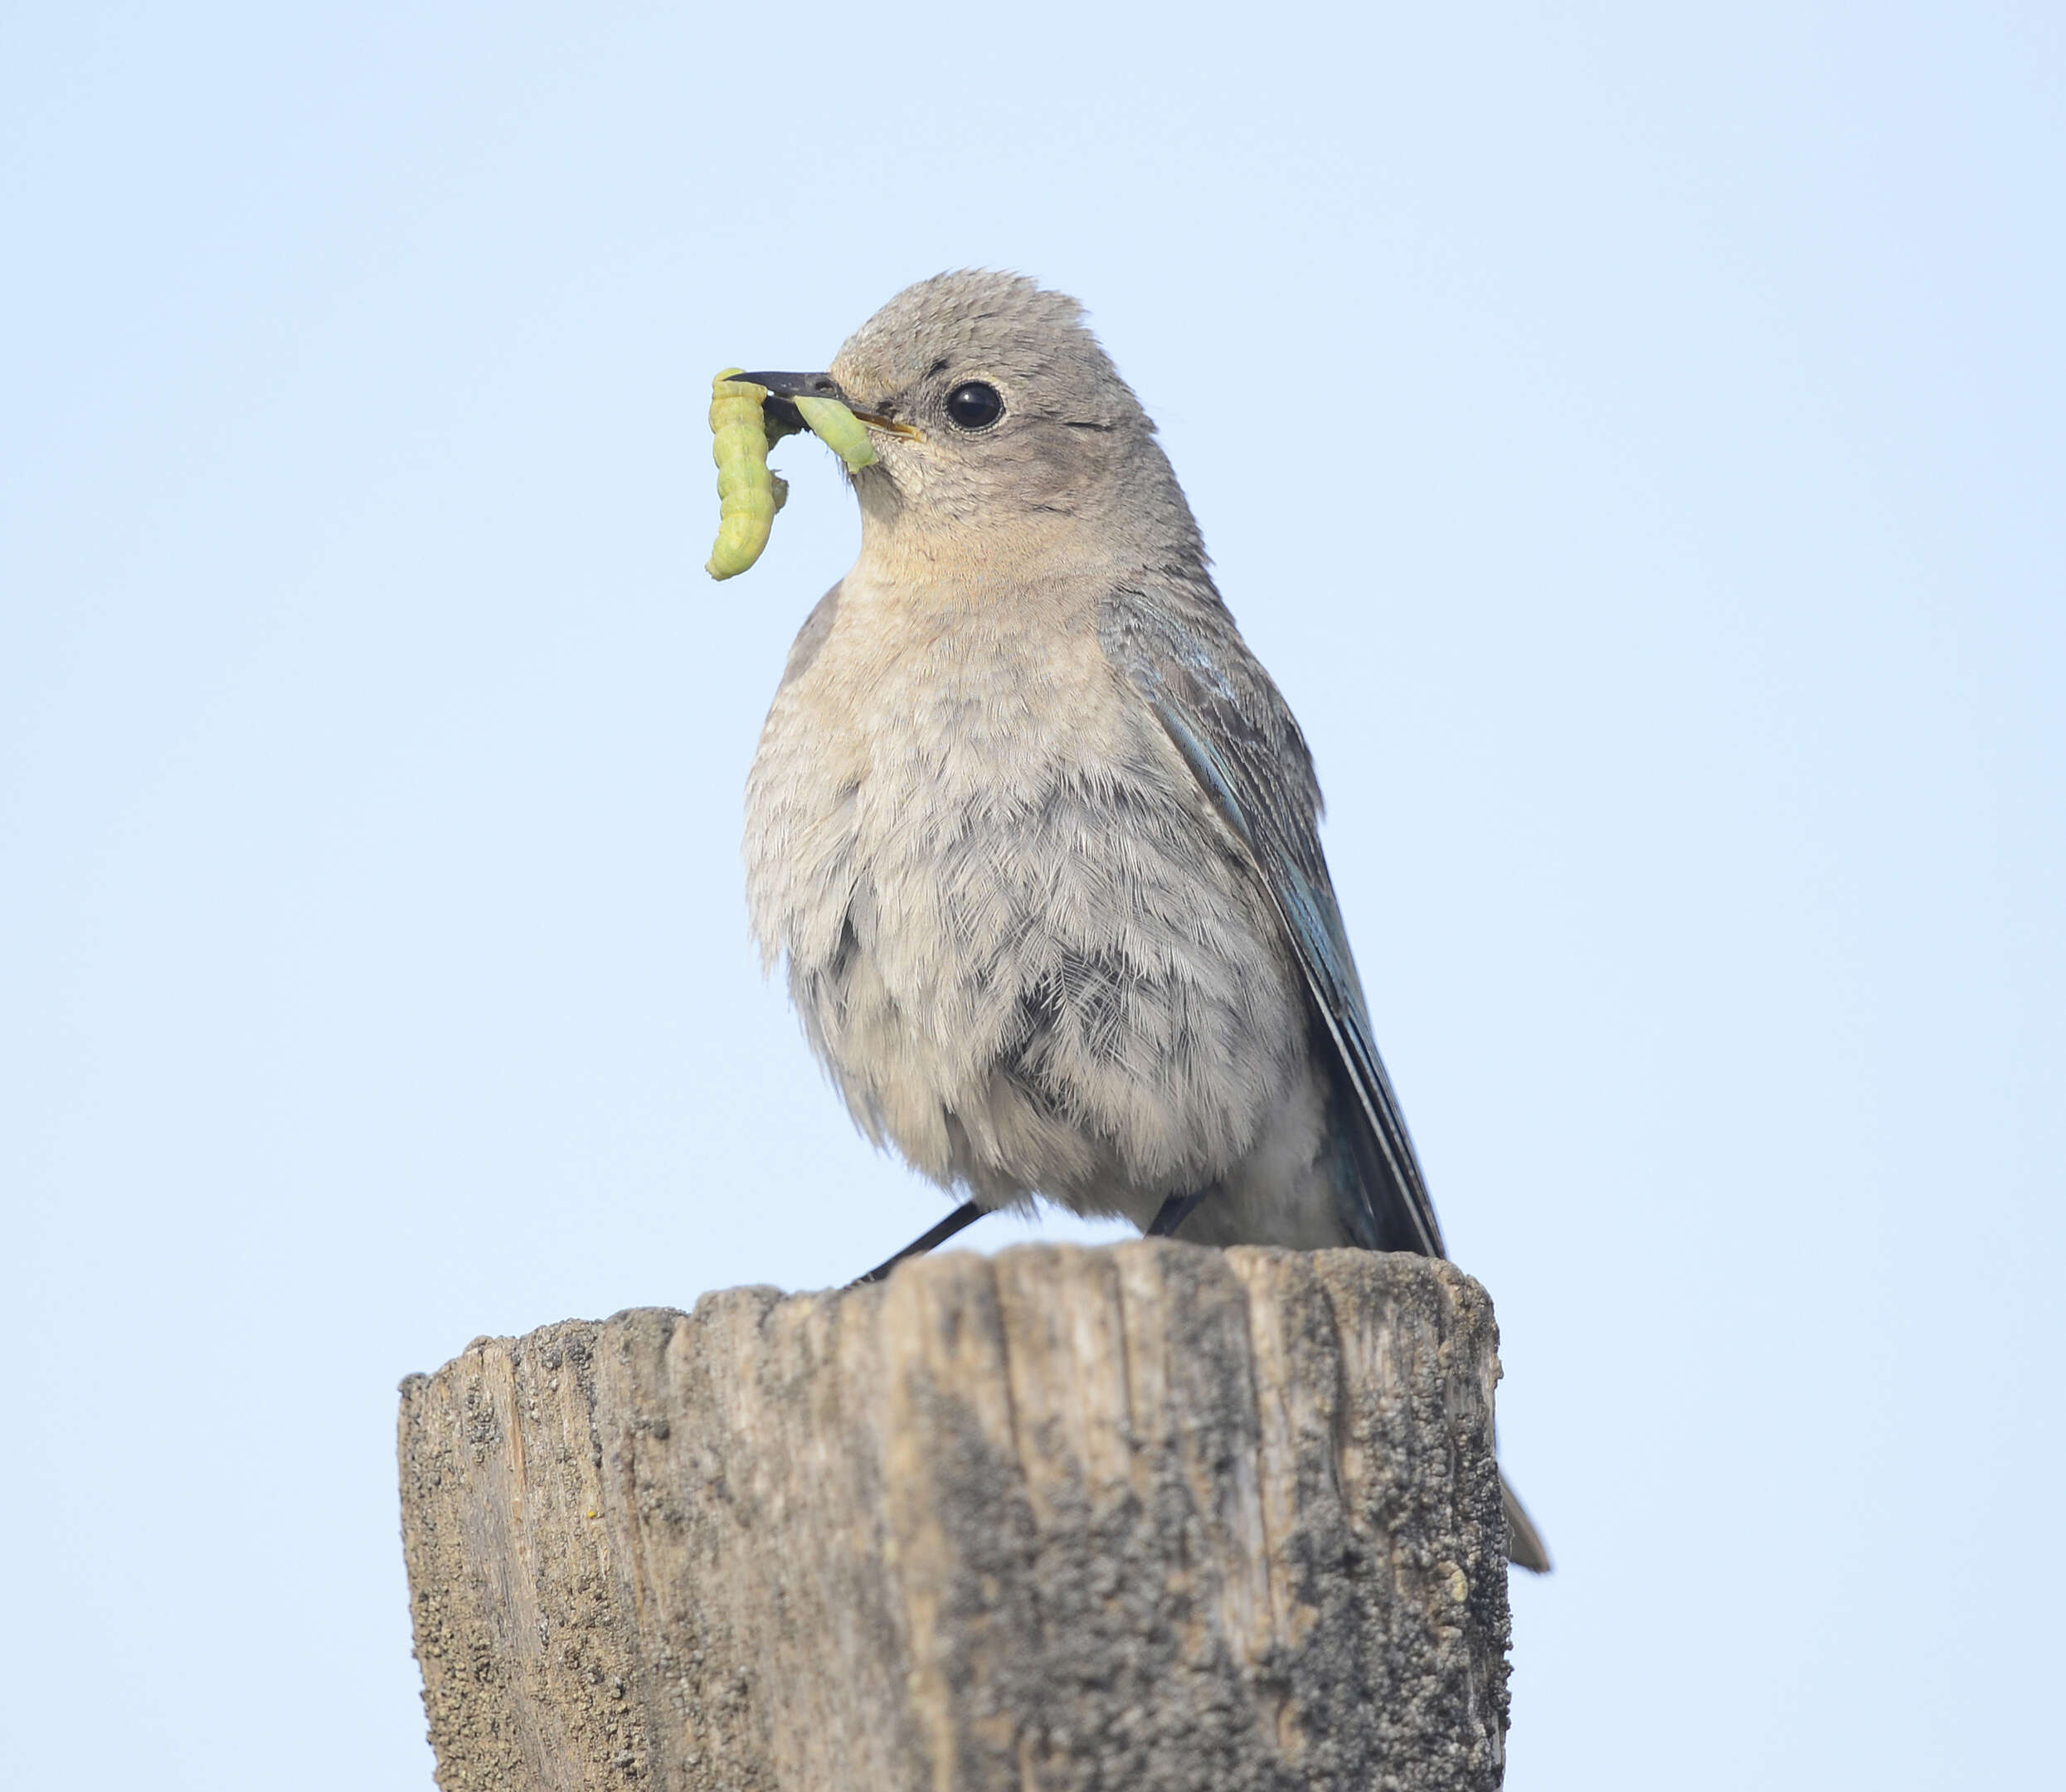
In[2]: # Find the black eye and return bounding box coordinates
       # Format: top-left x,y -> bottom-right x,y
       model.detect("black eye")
945,381 -> 1004,430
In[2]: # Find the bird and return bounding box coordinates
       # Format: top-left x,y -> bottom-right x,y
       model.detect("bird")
737,270 -> 1549,1572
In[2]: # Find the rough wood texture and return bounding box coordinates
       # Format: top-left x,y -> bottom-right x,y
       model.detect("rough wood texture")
399,1241 -> 1514,1792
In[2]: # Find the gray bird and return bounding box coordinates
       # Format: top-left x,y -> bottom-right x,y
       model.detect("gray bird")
739,270 -> 1550,1572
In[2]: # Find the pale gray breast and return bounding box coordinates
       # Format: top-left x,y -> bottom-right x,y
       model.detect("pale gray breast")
744,574 -> 1310,1204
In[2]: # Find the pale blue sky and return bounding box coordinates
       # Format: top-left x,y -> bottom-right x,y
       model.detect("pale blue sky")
3,6 -> 2060,1787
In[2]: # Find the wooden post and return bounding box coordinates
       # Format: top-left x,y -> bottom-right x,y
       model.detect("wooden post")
398,1240 -> 1514,1791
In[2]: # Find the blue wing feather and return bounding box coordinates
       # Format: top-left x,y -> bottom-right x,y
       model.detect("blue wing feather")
1102,580 -> 1447,1260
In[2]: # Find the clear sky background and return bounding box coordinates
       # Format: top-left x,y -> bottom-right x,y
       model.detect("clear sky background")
4,5 -> 2059,1787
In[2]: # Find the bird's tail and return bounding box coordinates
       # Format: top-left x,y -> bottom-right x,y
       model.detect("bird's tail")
1501,1471 -> 1552,1573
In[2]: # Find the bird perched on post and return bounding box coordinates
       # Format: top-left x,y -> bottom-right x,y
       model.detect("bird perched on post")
739,270 -> 1549,1572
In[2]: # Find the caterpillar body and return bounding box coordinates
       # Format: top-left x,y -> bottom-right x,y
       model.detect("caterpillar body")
705,370 -> 783,580
704,371 -> 878,580
793,394 -> 879,472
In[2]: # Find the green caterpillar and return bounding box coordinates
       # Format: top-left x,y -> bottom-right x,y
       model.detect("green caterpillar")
793,394 -> 879,472
706,371 -> 784,581
704,371 -> 879,580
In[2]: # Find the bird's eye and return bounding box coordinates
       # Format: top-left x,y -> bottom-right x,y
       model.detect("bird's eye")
945,381 -> 1004,430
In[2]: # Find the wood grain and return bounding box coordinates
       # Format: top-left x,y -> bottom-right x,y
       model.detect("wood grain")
399,1240 -> 1514,1791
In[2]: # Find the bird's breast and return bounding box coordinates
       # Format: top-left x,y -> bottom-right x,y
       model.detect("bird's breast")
746,572 -> 1155,964
743,571 -> 1307,1204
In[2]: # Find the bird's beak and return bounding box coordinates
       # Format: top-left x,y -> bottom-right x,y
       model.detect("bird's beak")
732,371 -> 921,439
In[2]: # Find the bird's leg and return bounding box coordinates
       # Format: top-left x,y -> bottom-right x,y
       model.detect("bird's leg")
1145,1189 -> 1213,1237
848,1201 -> 986,1287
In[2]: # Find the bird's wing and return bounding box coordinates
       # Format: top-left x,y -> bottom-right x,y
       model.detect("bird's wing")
1101,581 -> 1446,1258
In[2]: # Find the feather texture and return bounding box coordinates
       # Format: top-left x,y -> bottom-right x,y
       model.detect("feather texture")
1101,580 -> 1447,1259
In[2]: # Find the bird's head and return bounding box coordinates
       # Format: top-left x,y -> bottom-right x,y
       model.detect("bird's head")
741,270 -> 1202,575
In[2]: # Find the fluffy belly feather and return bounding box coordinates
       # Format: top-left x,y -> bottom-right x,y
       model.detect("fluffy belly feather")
744,580 -> 1312,1221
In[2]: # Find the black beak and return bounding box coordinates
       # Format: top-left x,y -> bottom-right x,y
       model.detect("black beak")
735,371 -> 847,404
731,370 -> 916,438
734,371 -> 841,435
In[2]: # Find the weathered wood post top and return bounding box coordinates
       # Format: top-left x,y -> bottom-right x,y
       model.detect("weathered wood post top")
399,1240 -> 1515,1791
